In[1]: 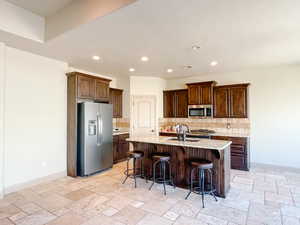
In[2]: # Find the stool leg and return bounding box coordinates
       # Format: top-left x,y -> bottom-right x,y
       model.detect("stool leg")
185,167 -> 195,200
200,169 -> 205,208
162,162 -> 166,195
208,169 -> 218,202
122,158 -> 130,184
133,158 -> 137,188
149,161 -> 158,191
167,161 -> 175,189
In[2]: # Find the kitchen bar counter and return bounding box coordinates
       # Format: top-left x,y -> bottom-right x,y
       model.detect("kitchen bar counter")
127,136 -> 231,197
159,131 -> 250,138
127,136 -> 231,151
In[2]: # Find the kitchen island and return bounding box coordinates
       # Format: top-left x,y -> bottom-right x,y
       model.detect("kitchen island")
127,136 -> 232,197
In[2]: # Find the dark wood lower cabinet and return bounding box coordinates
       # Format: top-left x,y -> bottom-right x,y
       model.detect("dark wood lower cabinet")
113,133 -> 129,164
159,133 -> 250,171
211,136 -> 250,171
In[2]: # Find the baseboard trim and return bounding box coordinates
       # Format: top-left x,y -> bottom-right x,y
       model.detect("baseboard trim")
4,171 -> 67,195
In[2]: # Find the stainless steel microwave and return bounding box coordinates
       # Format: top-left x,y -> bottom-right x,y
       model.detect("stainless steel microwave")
188,105 -> 213,118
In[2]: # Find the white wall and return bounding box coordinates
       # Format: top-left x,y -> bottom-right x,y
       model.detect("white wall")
166,65 -> 300,168
0,0 -> 44,42
3,47 -> 68,191
0,42 -> 5,197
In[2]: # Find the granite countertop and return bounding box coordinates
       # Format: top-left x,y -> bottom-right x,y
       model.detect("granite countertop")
113,128 -> 129,136
160,131 -> 250,138
126,136 -> 232,151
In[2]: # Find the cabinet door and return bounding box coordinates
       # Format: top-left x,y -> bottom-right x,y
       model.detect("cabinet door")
110,89 -> 123,118
77,75 -> 95,99
200,85 -> 212,105
119,134 -> 129,161
231,153 -> 246,170
163,91 -> 175,118
95,80 -> 109,101
229,86 -> 247,118
188,85 -> 200,105
113,135 -> 119,163
213,87 -> 230,118
175,90 -> 188,118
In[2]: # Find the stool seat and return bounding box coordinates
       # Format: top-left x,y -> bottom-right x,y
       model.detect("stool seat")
152,155 -> 170,161
190,159 -> 213,169
128,151 -> 144,158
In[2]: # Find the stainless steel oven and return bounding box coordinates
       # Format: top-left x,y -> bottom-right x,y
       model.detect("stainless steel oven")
188,105 -> 213,118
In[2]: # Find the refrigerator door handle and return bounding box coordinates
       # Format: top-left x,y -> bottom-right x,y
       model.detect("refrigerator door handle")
96,115 -> 102,146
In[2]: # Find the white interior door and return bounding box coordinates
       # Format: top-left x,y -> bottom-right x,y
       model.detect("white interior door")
131,95 -> 157,137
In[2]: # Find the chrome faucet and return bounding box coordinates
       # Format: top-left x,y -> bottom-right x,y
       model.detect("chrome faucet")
175,124 -> 190,141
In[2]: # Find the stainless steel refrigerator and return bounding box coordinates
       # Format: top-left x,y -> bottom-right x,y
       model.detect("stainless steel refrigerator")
77,102 -> 113,176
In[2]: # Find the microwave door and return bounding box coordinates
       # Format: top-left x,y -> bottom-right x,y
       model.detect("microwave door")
189,108 -> 205,117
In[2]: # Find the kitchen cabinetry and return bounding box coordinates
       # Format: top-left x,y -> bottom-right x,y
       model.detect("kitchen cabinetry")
66,72 -> 111,177
163,89 -> 188,118
113,133 -> 129,163
186,81 -> 216,105
213,84 -> 249,118
109,88 -> 123,118
76,72 -> 110,102
211,136 -> 250,171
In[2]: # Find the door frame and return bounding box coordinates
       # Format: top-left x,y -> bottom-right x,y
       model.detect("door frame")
130,95 -> 157,136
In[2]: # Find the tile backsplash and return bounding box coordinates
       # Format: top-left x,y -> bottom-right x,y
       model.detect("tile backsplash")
159,118 -> 250,135
113,118 -> 130,129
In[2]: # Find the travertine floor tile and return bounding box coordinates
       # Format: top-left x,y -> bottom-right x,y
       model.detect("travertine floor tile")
113,206 -> 147,225
0,218 -> 14,225
45,212 -> 86,225
0,162 -> 300,225
64,189 -> 94,201
248,203 -> 281,225
0,205 -> 21,219
137,214 -> 172,225
15,210 -> 56,225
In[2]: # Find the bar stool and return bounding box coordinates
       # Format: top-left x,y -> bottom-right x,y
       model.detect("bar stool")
185,159 -> 218,208
122,151 -> 146,188
149,153 -> 175,195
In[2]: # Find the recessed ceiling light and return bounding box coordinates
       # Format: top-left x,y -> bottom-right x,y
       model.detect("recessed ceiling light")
192,45 -> 201,50
210,61 -> 218,66
141,56 -> 149,62
167,69 -> 173,73
92,55 -> 100,61
129,68 -> 135,72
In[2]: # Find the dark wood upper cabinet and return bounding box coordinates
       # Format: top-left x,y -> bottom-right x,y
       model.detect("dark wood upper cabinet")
109,88 -> 123,118
230,86 -> 248,118
213,87 -> 230,118
186,81 -> 216,105
175,90 -> 188,118
73,72 -> 111,102
213,83 -> 249,118
163,89 -> 188,118
77,75 -> 95,99
95,80 -> 110,101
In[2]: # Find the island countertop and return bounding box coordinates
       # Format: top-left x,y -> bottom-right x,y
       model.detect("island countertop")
126,136 -> 232,151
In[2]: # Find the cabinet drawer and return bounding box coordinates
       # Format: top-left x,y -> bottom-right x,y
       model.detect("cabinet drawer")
231,144 -> 246,154
119,134 -> 129,142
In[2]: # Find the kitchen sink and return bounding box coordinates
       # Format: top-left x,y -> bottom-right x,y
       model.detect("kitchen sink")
167,138 -> 200,142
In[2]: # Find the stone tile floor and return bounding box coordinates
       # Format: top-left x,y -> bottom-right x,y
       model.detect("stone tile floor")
1,162 -> 300,225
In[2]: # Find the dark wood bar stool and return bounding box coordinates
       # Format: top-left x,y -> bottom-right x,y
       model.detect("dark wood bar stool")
185,159 -> 218,208
122,151 -> 146,188
149,153 -> 175,195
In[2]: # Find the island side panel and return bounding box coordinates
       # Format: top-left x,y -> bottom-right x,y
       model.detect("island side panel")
130,142 -> 230,198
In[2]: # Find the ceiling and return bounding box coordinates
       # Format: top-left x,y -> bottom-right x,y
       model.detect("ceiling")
7,0 -> 74,16
2,0 -> 300,78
